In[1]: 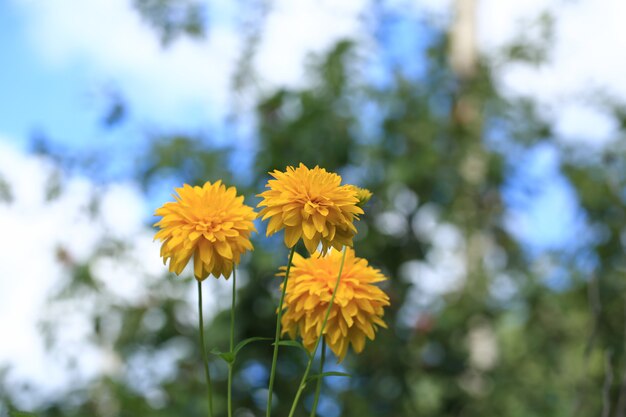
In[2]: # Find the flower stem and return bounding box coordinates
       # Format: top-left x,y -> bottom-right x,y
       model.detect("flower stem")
309,341 -> 326,417
288,247 -> 347,417
197,280 -> 214,417
266,246 -> 297,417
228,268 -> 237,417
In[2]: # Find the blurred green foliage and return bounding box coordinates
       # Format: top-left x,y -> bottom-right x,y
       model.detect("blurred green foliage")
2,2 -> 626,417
133,0 -> 206,45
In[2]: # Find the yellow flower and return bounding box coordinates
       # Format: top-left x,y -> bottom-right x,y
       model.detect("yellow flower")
257,164 -> 363,254
154,181 -> 256,280
280,248 -> 390,362
346,185 -> 373,207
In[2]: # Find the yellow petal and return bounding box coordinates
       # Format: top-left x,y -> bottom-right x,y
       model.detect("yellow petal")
349,330 -> 366,353
303,235 -> 320,253
284,227 -> 302,248
194,252 -> 205,280
215,241 -> 233,259
312,213 -> 326,233
198,241 -> 213,264
304,295 -> 320,310
266,215 -> 283,235
302,221 -> 317,240
341,305 -> 355,327
282,209 -> 300,226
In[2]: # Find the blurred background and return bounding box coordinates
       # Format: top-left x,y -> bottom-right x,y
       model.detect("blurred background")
1,0 -> 626,415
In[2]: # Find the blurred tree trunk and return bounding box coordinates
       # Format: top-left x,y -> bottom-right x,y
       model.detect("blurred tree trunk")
450,0 -> 477,80
450,0 -> 489,291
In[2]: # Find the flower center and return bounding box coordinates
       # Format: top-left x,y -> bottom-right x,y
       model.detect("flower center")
197,220 -> 216,230
303,197 -> 331,217
190,211 -> 235,242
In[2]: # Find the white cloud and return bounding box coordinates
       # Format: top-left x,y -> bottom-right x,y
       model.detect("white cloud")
478,0 -> 626,145
0,142 -> 95,401
0,141 -> 197,404
13,0 -> 240,124
11,0 -> 626,147
254,0 -> 368,87
100,183 -> 147,238
0,138 -> 244,405
341,0 -> 626,147
11,0 -> 373,125
554,102 -> 619,146
477,0 -> 557,52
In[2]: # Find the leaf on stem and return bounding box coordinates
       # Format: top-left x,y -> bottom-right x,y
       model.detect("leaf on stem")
210,337 -> 273,364
233,337 -> 273,356
209,348 -> 235,364
273,340 -> 312,358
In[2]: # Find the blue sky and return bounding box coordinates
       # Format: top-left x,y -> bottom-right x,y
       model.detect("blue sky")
0,0 -> 239,170
0,1 -> 100,151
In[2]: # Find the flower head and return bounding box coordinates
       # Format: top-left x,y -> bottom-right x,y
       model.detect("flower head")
280,248 -> 390,362
346,185 -> 373,207
154,181 -> 256,280
257,164 -> 363,254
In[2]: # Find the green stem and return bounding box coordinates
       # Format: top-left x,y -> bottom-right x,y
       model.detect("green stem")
266,246 -> 297,417
309,341 -> 326,417
197,280 -> 214,417
228,269 -> 237,417
288,247 -> 347,417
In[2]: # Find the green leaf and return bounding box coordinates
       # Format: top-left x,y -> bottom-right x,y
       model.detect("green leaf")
233,337 -> 273,356
209,348 -> 235,364
209,337 -> 271,365
307,371 -> 352,382
273,340 -> 311,357
219,352 -> 235,364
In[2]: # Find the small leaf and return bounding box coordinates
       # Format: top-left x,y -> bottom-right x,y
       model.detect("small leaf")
209,348 -> 235,364
307,371 -> 352,382
209,337 -> 271,365
233,337 -> 273,356
219,352 -> 235,364
273,340 -> 311,357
